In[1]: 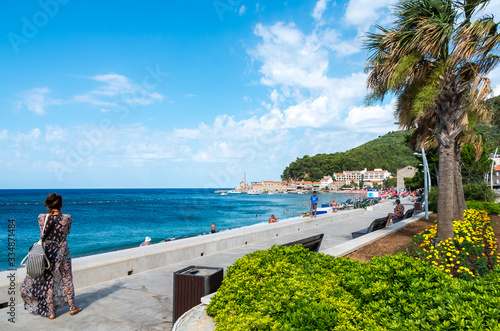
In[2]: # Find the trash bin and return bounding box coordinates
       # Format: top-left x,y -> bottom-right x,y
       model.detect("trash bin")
173,266 -> 224,323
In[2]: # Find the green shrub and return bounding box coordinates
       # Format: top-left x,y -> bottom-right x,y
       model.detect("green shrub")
466,201 -> 500,215
426,184 -> 498,212
207,245 -> 500,330
463,182 -> 497,202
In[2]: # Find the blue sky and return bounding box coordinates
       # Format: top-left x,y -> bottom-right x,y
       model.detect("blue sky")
2,0 -> 500,189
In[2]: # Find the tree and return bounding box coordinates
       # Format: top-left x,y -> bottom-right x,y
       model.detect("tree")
461,144 -> 492,184
365,0 -> 500,241
384,177 -> 398,188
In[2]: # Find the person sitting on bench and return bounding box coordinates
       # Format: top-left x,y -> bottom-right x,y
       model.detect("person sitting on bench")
387,199 -> 404,226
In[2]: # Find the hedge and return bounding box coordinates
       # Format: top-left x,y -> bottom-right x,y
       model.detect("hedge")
207,209 -> 500,330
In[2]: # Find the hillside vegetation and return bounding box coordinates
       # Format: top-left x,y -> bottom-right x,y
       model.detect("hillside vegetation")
282,131 -> 418,181
282,96 -> 500,182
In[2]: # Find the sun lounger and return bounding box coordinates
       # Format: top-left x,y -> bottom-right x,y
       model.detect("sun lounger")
393,208 -> 414,223
282,234 -> 324,253
351,217 -> 388,239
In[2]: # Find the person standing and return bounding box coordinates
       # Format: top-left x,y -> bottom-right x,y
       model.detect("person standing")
309,191 -> 319,218
329,198 -> 340,213
211,222 -> 216,233
20,193 -> 82,319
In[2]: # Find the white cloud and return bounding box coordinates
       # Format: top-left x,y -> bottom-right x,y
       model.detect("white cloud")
15,87 -> 62,115
312,0 -> 330,24
239,5 -> 246,16
344,0 -> 396,33
73,73 -> 164,108
319,28 -> 360,56
173,128 -> 200,139
344,101 -> 398,133
45,125 -> 67,142
251,22 -> 330,89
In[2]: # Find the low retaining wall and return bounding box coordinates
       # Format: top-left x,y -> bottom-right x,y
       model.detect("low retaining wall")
0,201 -> 393,305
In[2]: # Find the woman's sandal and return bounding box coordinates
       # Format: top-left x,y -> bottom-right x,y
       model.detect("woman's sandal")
70,307 -> 83,315
47,313 -> 56,319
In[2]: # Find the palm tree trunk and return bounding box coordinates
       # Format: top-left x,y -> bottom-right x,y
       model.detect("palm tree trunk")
454,143 -> 466,221
438,142 -> 455,240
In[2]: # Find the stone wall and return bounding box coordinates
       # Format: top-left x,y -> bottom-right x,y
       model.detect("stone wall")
397,165 -> 418,193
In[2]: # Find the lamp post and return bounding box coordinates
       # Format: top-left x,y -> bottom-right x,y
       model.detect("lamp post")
491,148 -> 498,189
414,148 -> 430,219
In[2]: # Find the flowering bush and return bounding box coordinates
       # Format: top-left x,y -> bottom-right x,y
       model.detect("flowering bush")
207,245 -> 500,330
413,209 -> 499,280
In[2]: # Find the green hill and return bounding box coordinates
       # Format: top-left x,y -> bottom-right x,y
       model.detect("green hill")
282,131 -> 418,181
282,95 -> 500,182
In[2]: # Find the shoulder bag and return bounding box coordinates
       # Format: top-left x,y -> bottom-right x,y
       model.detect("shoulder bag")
21,213 -> 60,278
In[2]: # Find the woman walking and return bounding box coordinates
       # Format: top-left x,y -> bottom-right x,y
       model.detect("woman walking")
20,193 -> 82,319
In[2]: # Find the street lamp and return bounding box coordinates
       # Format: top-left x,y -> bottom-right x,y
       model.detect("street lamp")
413,148 -> 430,219
490,148 -> 498,189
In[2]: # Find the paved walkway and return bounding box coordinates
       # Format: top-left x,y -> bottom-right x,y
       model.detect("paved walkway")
3,200 -> 414,331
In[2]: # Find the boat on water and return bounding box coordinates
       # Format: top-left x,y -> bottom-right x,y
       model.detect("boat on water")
247,190 -> 260,195
300,204 -> 339,217
220,192 -> 228,196
227,190 -> 241,194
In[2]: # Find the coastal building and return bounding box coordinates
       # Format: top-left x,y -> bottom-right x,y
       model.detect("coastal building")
493,165 -> 500,189
235,177 -> 250,193
328,181 -> 345,190
489,153 -> 500,166
334,171 -> 362,182
364,169 -> 391,182
396,165 -> 418,193
296,181 -> 313,190
320,176 -> 333,189
262,181 -> 284,192
334,168 -> 391,184
365,180 -> 383,188
250,182 -> 263,192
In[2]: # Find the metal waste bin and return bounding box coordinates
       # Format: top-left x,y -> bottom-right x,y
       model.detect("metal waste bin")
173,266 -> 223,323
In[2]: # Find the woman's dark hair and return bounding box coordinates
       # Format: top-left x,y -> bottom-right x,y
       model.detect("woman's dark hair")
44,193 -> 63,211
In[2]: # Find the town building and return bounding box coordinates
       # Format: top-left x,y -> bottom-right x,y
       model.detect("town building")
492,165 -> 500,189
262,181 -> 285,192
320,176 -> 333,189
489,153 -> 500,166
250,182 -> 263,192
334,168 -> 391,183
396,165 -> 418,193
296,181 -> 313,190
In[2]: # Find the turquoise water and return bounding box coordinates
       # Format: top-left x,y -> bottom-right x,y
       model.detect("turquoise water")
0,189 -> 363,270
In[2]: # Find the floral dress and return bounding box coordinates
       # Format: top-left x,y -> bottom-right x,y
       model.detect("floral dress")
391,204 -> 405,219
20,213 -> 76,317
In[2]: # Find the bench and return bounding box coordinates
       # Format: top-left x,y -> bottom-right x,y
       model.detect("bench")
351,217 -> 388,239
393,208 -> 414,223
282,233 -> 324,253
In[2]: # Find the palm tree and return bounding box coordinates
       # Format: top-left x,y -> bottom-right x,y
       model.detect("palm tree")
365,0 -> 500,241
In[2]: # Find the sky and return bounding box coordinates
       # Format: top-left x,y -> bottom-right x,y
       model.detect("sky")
1,0 -> 500,189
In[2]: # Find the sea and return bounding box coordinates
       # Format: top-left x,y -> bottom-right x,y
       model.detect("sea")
0,188 -> 364,271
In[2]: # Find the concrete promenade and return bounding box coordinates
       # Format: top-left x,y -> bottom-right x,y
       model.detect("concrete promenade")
2,199 -> 417,331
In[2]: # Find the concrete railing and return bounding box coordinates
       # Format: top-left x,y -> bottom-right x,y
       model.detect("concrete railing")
0,200 -> 394,305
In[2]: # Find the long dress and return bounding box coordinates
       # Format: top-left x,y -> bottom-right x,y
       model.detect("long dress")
20,213 -> 76,317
